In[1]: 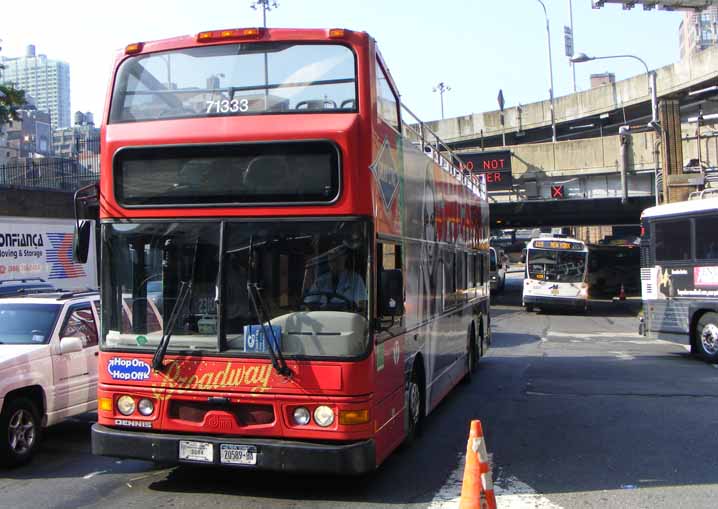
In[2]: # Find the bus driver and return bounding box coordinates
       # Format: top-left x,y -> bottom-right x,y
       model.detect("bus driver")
304,250 -> 367,311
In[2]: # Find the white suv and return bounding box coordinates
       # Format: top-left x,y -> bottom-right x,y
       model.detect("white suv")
0,290 -> 100,466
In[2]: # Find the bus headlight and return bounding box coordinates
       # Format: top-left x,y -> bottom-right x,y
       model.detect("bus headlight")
313,406 -> 335,427
292,407 -> 311,426
138,398 -> 155,416
117,395 -> 136,416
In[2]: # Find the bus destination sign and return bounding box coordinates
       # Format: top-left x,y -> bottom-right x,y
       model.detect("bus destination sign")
458,150 -> 513,191
534,240 -> 583,250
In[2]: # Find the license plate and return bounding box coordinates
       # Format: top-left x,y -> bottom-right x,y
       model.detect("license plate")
179,440 -> 214,463
220,444 -> 257,465
551,288 -> 559,296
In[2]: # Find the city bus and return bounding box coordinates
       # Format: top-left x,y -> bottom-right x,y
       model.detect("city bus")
74,27 -> 491,473
639,192 -> 718,362
522,237 -> 589,312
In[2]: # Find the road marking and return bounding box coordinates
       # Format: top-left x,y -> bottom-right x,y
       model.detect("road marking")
83,470 -> 107,479
547,331 -> 642,338
494,475 -> 564,509
608,351 -> 636,361
428,454 -> 563,509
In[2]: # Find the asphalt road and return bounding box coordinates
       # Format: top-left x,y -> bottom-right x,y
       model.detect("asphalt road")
2,272 -> 717,509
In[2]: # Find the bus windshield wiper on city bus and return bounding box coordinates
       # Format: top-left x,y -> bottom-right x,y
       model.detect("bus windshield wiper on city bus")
151,280 -> 192,370
245,235 -> 292,377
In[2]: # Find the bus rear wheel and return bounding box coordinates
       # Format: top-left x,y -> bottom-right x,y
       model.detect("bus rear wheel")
696,312 -> 718,363
404,368 -> 424,445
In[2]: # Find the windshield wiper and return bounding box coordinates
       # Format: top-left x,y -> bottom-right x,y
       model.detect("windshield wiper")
246,235 -> 291,377
246,283 -> 291,377
152,280 -> 192,371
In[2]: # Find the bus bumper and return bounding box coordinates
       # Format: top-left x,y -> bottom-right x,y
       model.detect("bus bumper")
92,424 -> 376,474
523,295 -> 587,310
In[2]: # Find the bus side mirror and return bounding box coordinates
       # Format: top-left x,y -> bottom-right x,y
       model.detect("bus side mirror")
380,269 -> 404,316
73,220 -> 91,264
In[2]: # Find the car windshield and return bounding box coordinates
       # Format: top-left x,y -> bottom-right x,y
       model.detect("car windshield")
101,220 -> 370,358
109,43 -> 357,123
527,249 -> 587,283
0,303 -> 60,344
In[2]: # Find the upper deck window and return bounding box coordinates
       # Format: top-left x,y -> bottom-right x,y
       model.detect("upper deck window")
375,61 -> 399,131
115,141 -> 340,206
109,43 -> 357,123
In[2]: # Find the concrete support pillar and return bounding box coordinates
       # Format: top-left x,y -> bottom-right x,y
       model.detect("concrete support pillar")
659,99 -> 689,203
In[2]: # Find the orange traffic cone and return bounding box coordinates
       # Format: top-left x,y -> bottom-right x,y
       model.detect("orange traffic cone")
619,284 -> 626,301
459,420 -> 497,509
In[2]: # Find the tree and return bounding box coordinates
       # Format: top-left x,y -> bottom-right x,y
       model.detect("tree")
0,84 -> 26,127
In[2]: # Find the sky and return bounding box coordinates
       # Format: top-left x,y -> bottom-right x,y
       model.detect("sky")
1,0 -> 685,123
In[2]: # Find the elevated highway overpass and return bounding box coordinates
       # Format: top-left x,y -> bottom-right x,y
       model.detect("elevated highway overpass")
421,46 -> 718,227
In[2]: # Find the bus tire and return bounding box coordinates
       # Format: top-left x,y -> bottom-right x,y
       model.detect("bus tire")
405,367 -> 424,445
0,397 -> 41,467
695,312 -> 718,363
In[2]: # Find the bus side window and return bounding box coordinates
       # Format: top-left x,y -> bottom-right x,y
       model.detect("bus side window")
695,216 -> 718,260
477,252 -> 485,286
468,253 -> 475,290
376,60 -> 400,131
655,219 -> 692,261
377,241 -> 404,320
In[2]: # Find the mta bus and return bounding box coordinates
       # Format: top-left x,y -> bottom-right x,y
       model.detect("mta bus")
522,237 -> 589,312
639,193 -> 718,362
75,27 -> 491,473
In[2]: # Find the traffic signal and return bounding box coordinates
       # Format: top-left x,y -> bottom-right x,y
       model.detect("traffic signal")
551,184 -> 564,199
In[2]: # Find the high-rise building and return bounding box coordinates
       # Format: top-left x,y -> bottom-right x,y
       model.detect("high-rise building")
679,6 -> 718,60
0,45 -> 71,130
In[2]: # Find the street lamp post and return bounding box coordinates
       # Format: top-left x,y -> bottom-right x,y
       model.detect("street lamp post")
250,0 -> 278,28
536,0 -> 557,143
571,52 -> 659,130
250,1 -> 278,109
571,52 -> 662,204
433,82 -> 451,120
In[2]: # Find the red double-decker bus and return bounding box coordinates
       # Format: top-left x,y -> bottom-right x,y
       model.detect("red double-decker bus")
78,27 -> 491,474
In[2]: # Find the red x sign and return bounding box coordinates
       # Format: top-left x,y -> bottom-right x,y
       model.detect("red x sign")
551,185 -> 564,199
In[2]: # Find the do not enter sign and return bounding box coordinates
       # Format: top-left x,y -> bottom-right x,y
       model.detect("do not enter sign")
458,151 -> 513,191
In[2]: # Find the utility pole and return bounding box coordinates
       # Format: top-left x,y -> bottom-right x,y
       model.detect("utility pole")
250,1 -> 278,109
536,0 -> 557,143
250,0 -> 278,28
568,0 -> 577,92
433,82 -> 451,119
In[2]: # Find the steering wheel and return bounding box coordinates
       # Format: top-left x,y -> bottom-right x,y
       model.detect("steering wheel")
301,291 -> 354,311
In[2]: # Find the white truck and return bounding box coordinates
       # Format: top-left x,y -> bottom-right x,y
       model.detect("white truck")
0,217 -> 97,291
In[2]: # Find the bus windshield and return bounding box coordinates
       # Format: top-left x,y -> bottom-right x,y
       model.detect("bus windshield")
527,248 -> 587,283
109,43 -> 357,122
101,220 -> 370,358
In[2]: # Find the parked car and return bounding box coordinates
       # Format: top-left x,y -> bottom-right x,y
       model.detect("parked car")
489,247 -> 507,292
0,279 -> 56,297
0,290 -> 100,466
